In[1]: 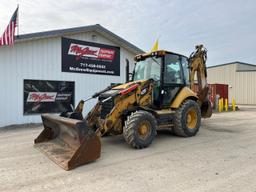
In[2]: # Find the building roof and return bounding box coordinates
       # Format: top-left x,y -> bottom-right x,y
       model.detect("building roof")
208,61 -> 256,69
15,24 -> 144,55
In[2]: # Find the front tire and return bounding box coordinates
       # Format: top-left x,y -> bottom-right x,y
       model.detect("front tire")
123,111 -> 157,149
173,100 -> 201,137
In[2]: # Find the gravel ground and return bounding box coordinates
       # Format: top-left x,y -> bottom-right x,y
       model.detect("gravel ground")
0,106 -> 256,192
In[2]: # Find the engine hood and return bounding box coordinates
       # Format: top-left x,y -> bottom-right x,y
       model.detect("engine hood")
112,80 -> 148,90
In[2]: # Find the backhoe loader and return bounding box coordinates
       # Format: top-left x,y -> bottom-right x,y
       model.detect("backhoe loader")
34,45 -> 212,170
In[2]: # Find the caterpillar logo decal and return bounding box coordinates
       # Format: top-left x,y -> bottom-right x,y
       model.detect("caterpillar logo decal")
141,87 -> 148,96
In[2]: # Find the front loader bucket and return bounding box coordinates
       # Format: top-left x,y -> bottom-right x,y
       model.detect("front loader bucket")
34,114 -> 101,170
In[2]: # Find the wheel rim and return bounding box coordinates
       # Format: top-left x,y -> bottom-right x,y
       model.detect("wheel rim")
186,107 -> 198,129
138,121 -> 151,139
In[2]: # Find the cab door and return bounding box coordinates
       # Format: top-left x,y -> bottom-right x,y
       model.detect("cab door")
160,53 -> 186,107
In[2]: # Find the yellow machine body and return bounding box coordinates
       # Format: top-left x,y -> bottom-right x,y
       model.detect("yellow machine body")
34,45 -> 212,170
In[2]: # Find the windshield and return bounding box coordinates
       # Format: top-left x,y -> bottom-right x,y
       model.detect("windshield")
133,57 -> 161,81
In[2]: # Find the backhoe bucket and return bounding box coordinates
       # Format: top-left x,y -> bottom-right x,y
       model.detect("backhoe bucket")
34,114 -> 101,170
201,99 -> 212,118
197,86 -> 212,118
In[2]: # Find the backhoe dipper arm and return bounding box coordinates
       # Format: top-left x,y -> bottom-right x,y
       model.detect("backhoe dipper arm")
188,45 -> 212,117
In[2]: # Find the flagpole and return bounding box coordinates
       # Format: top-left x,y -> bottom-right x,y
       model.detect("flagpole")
17,4 -> 19,36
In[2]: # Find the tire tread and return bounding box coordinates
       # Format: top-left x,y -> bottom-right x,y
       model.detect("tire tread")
173,100 -> 201,137
123,111 -> 157,149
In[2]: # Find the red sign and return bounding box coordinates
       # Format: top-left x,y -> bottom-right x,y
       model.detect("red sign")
27,92 -> 57,102
68,43 -> 115,61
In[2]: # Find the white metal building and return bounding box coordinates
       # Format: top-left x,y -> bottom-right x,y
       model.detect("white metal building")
0,24 -> 143,127
207,62 -> 256,104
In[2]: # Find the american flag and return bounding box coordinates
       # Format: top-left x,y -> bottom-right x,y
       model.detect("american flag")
0,7 -> 19,46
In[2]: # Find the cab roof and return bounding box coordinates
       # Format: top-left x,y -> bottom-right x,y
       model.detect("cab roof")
134,50 -> 188,61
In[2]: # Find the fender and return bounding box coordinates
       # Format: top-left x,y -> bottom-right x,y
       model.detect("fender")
171,87 -> 198,108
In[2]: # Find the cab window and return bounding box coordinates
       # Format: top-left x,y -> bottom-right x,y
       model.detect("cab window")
133,57 -> 161,81
181,56 -> 190,85
164,54 -> 182,84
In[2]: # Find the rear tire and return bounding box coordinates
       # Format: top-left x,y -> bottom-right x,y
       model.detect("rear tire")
123,111 -> 157,149
173,100 -> 201,137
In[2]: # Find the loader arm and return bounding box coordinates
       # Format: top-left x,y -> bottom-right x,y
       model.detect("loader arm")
98,80 -> 154,135
188,45 -> 212,117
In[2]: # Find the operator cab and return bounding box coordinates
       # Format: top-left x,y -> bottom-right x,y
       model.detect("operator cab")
133,50 -> 190,108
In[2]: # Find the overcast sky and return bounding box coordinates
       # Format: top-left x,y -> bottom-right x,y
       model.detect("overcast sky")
0,0 -> 256,66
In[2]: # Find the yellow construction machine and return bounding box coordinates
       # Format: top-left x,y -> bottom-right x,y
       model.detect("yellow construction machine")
34,45 -> 212,170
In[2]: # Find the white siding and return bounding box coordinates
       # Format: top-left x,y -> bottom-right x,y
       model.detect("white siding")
0,32 -> 136,127
207,64 -> 256,104
235,71 -> 256,104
